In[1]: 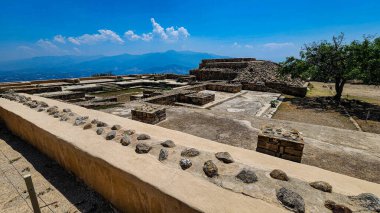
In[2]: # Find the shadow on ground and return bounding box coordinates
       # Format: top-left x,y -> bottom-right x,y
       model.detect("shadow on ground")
0,122 -> 115,213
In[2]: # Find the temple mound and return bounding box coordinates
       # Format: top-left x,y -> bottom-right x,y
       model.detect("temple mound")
190,58 -> 307,97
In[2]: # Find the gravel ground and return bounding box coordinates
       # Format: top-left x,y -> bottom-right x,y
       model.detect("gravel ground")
0,122 -> 115,213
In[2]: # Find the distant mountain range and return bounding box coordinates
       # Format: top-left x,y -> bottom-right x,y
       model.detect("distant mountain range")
0,50 -> 226,82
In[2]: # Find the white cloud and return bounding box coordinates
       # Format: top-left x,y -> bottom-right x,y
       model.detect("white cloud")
263,42 -> 294,49
37,39 -> 58,49
124,18 -> 190,42
54,35 -> 66,43
67,29 -> 124,45
232,42 -> 241,48
244,44 -> 253,48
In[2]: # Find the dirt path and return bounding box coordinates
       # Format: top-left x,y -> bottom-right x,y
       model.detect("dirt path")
0,122 -> 114,213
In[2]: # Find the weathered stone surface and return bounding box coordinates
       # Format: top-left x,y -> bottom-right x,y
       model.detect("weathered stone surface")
310,181 -> 332,193
120,136 -> 131,146
53,113 -> 60,118
96,121 -> 108,127
74,118 -> 86,126
161,140 -> 176,148
60,116 -> 69,121
125,129 -> 136,135
236,169 -> 257,183
47,106 -> 59,115
91,119 -> 98,124
63,108 -> 71,112
111,125 -> 121,130
96,128 -> 104,135
181,148 -> 200,157
135,143 -> 152,154
270,169 -> 289,181
83,123 -> 92,130
106,131 -> 116,140
158,149 -> 168,161
215,152 -> 234,164
179,159 -> 192,170
324,200 -> 352,213
137,134 -> 151,140
276,187 -> 305,213
203,160 -> 218,178
349,193 -> 380,212
37,108 -> 44,112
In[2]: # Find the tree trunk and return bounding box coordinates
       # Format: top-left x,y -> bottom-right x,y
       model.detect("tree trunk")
334,78 -> 346,101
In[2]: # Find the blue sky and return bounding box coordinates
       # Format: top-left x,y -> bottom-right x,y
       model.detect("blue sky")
0,0 -> 379,61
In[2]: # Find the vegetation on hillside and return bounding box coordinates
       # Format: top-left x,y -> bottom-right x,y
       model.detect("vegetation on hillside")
280,34 -> 380,100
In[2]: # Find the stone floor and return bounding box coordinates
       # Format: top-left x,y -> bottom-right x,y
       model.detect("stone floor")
0,123 -> 114,213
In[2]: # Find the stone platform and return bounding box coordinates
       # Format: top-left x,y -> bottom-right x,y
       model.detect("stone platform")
0,93 -> 379,212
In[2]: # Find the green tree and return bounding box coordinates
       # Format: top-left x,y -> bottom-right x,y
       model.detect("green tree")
280,33 -> 380,101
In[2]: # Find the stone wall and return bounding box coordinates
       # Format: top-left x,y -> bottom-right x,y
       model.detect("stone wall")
206,83 -> 242,93
132,105 -> 166,124
242,82 -> 307,97
40,91 -> 85,100
14,86 -> 62,94
189,69 -> 238,81
178,93 -> 215,106
256,126 -> 304,163
200,62 -> 249,69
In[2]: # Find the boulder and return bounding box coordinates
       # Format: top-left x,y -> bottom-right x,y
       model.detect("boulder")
83,123 -> 92,130
181,148 -> 200,157
96,128 -> 104,135
135,143 -> 152,154
203,160 -> 218,178
349,193 -> 380,212
137,134 -> 151,140
179,159 -> 192,170
161,140 -> 176,148
310,181 -> 332,193
63,108 -> 71,113
215,152 -> 234,163
276,187 -> 305,213
236,169 -> 257,183
120,136 -> 131,146
106,131 -> 116,140
111,125 -> 121,130
125,129 -> 136,135
96,121 -> 108,127
158,149 -> 168,161
270,169 -> 289,181
324,200 -> 352,213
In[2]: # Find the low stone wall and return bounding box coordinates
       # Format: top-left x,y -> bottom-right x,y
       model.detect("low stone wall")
200,62 -> 249,69
201,58 -> 256,63
40,92 -> 85,100
256,126 -> 304,163
14,86 -> 62,94
242,82 -> 307,97
132,105 -> 166,124
206,83 -> 242,93
190,69 -> 238,81
179,93 -> 215,106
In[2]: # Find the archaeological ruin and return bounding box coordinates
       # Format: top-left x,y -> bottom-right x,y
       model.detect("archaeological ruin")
0,58 -> 379,212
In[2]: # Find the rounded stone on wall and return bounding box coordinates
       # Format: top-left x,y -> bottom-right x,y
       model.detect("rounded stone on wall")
270,169 -> 289,181
310,181 -> 332,193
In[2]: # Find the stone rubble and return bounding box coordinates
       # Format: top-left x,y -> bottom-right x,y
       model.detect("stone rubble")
106,131 -> 116,140
137,134 -> 151,140
276,187 -> 305,213
158,149 -> 168,161
120,135 -> 131,146
161,140 -> 176,148
270,169 -> 289,181
324,200 -> 352,213
179,159 -> 192,170
215,152 -> 234,164
203,160 -> 218,178
135,143 -> 152,154
181,148 -> 200,157
309,181 -> 332,193
236,169 -> 258,183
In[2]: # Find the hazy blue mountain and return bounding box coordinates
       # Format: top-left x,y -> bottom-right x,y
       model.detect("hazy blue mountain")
0,50 -> 226,82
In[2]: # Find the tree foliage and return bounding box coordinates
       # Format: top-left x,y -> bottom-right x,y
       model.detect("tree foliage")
280,33 -> 380,100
